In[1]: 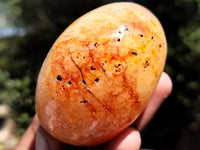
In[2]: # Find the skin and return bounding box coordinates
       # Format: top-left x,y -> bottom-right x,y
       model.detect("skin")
14,72 -> 172,150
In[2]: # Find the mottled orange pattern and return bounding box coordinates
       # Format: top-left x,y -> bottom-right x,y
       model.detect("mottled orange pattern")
36,2 -> 166,146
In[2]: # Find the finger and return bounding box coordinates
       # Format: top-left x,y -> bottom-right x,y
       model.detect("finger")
105,127 -> 141,150
133,72 -> 172,131
36,127 -> 65,150
14,115 -> 40,150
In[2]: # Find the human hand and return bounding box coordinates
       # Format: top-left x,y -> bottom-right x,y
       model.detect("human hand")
14,72 -> 172,150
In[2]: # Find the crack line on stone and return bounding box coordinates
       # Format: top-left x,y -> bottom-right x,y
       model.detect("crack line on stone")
87,45 -> 108,78
70,49 -> 114,117
86,46 -> 115,115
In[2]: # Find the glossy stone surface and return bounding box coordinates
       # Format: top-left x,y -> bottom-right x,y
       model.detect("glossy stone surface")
36,2 -> 167,146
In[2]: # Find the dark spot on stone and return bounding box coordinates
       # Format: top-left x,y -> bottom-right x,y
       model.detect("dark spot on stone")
56,75 -> 62,81
159,44 -> 162,48
118,64 -> 121,66
102,60 -> 107,65
151,36 -> 154,40
114,64 -> 121,73
67,81 -> 72,85
82,80 -> 86,85
131,51 -> 137,56
139,34 -> 143,37
102,68 -> 106,72
117,38 -> 121,42
94,42 -> 99,48
144,60 -> 150,68
90,66 -> 96,71
94,78 -> 99,82
80,100 -> 88,104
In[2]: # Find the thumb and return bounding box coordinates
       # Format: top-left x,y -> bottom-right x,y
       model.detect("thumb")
105,127 -> 141,150
36,127 -> 65,150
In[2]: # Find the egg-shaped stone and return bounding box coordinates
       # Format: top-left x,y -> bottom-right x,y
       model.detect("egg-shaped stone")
36,2 -> 167,146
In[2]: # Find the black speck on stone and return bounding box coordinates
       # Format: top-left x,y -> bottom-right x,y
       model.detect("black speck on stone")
94,78 -> 99,82
131,51 -> 137,56
82,80 -> 86,85
139,34 -> 143,37
90,66 -> 96,70
67,81 -> 72,85
94,42 -> 98,47
125,27 -> 129,31
80,100 -> 88,104
56,75 -> 62,81
102,68 -> 106,72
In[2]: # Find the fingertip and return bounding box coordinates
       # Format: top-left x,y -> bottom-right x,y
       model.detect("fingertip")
105,128 -> 141,150
158,72 -> 173,98
152,72 -> 173,106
